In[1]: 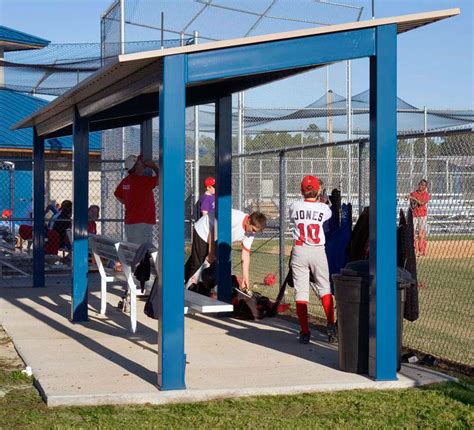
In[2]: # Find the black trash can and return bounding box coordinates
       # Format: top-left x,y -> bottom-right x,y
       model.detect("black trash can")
333,261 -> 410,374
333,265 -> 370,374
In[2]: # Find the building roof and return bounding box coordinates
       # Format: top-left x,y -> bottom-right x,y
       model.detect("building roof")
12,9 -> 460,138
0,90 -> 100,152
0,25 -> 50,51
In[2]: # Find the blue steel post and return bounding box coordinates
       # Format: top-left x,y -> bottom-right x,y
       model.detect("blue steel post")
368,24 -> 397,380
158,54 -> 186,390
215,95 -> 233,303
32,128 -> 45,288
72,106 -> 90,322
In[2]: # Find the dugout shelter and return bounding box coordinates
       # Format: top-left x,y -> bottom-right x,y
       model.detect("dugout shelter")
13,8 -> 460,390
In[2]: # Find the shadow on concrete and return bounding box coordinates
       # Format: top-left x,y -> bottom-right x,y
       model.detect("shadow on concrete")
187,313 -> 340,370
1,278 -> 158,386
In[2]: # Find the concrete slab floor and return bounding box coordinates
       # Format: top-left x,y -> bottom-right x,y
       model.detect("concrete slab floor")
0,277 -> 455,407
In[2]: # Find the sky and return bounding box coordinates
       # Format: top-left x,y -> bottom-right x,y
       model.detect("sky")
1,0 -> 472,109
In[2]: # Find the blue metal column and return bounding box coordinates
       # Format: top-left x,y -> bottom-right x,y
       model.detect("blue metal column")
368,24 -> 397,380
158,54 -> 186,390
72,106 -> 90,322
215,95 -> 233,303
32,128 -> 45,288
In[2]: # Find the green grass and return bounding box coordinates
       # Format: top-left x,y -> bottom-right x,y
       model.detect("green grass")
0,364 -> 472,429
404,257 -> 474,365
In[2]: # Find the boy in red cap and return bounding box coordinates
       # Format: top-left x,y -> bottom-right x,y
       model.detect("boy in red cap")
199,177 -> 215,217
289,175 -> 337,344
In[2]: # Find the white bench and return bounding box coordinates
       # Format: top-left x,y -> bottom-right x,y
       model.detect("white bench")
89,235 -> 233,333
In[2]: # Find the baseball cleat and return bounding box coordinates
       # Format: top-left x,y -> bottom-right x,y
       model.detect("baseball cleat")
327,323 -> 338,343
299,331 -> 311,344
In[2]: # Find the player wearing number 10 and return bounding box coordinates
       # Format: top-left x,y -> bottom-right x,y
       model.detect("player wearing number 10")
289,175 -> 337,344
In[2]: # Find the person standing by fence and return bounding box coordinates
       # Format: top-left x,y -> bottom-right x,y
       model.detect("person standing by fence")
407,179 -> 430,257
289,175 -> 337,344
198,177 -> 216,217
114,154 -> 159,245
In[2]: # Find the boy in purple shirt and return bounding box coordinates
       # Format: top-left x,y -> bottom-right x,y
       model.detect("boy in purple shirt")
199,177 -> 215,216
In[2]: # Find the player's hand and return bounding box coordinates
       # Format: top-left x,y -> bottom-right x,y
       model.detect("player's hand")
143,159 -> 156,168
241,277 -> 250,291
206,252 -> 215,264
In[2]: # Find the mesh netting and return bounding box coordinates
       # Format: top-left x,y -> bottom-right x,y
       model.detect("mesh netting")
189,93 -> 474,138
122,0 -> 363,42
2,39 -> 186,95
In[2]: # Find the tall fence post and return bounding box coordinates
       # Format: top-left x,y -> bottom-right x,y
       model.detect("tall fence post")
424,106 -> 428,179
237,91 -> 244,210
358,141 -> 365,215
279,151 -> 287,286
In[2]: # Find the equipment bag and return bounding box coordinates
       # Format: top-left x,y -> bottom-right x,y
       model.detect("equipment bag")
144,276 -> 160,319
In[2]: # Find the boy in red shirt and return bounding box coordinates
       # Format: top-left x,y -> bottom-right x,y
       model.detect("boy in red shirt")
407,179 -> 430,256
114,154 -> 159,244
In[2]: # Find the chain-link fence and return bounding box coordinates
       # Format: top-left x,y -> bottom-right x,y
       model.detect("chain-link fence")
232,130 -> 473,368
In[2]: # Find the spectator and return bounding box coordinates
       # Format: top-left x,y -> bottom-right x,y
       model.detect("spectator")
52,200 -> 72,248
114,154 -> 159,244
199,177 -> 215,216
406,179 -> 430,257
88,205 -> 100,235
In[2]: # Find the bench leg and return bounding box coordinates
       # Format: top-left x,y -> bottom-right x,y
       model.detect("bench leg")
100,278 -> 107,315
130,286 -> 137,334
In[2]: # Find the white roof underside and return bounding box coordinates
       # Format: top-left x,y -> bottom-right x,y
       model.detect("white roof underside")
13,8 -> 460,135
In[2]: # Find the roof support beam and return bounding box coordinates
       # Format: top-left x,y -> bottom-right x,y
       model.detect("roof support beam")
71,106 -> 90,322
158,54 -> 187,391
187,28 -> 375,84
369,24 -> 398,381
215,94 -> 233,304
32,128 -> 45,288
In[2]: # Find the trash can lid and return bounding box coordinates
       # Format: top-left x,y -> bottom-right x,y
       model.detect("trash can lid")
341,260 -> 370,277
341,260 -> 414,285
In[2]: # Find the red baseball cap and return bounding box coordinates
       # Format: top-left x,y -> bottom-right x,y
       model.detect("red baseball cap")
301,175 -> 320,193
204,177 -> 215,188
1,209 -> 12,218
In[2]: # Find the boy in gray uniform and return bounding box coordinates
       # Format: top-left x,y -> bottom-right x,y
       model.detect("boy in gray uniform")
289,175 -> 337,344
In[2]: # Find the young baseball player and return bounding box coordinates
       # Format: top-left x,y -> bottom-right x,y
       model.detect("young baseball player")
198,177 -> 216,216
406,179 -> 430,257
185,209 -> 267,291
289,175 -> 337,344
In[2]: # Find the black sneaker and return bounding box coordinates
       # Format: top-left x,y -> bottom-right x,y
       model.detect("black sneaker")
299,331 -> 311,344
327,323 -> 338,343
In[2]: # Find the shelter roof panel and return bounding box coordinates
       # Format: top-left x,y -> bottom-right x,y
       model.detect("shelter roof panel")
12,9 -> 459,137
0,90 -> 100,152
0,25 -> 50,51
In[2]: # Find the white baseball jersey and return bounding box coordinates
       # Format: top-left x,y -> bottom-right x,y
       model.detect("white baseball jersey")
194,209 -> 255,251
289,200 -> 332,246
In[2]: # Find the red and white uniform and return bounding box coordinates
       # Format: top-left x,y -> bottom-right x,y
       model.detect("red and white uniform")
194,209 -> 255,252
289,200 -> 332,301
410,190 -> 430,218
289,200 -> 332,246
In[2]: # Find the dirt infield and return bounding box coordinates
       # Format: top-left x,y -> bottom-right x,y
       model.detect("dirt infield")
425,240 -> 474,259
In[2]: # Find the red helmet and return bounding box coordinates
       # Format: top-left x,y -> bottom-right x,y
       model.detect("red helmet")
300,175 -> 320,193
1,209 -> 12,218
